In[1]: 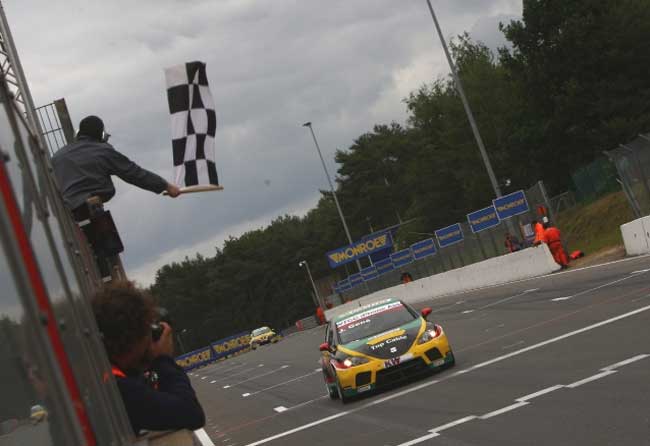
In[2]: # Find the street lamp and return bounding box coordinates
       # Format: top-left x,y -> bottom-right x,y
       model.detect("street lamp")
177,329 -> 188,354
299,260 -> 322,309
424,0 -> 502,198
302,121 -> 363,273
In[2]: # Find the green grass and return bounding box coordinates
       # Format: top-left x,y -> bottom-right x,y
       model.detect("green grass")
556,191 -> 635,255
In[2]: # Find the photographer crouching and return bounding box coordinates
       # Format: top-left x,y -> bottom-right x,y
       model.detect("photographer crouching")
92,282 -> 205,435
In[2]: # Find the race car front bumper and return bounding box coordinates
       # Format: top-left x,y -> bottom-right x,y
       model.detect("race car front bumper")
331,336 -> 454,398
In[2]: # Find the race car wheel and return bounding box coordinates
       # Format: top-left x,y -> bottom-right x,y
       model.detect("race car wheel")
251,342 -> 258,350
326,383 -> 338,400
336,381 -> 349,404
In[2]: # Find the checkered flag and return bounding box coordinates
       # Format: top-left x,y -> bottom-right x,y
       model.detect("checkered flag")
165,61 -> 220,188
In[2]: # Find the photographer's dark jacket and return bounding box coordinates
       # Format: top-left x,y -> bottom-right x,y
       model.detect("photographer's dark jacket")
51,136 -> 168,212
113,355 -> 205,434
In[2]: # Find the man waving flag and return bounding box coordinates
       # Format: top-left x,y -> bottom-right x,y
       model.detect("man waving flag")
164,61 -> 222,192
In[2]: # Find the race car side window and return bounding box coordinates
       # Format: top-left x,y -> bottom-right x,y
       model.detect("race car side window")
326,323 -> 335,348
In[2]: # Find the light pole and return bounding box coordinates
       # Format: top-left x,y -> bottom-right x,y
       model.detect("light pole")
177,329 -> 188,354
299,260 -> 322,309
303,121 -> 363,273
424,0 -> 502,198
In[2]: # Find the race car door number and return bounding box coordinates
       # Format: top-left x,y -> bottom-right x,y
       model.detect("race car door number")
384,353 -> 413,369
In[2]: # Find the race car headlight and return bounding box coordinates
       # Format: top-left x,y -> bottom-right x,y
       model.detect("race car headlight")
342,356 -> 370,368
417,323 -> 443,344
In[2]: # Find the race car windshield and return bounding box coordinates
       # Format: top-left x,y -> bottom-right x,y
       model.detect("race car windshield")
336,302 -> 416,344
252,327 -> 271,336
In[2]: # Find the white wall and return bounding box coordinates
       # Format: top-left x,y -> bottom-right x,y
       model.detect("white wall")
620,216 -> 650,256
325,244 -> 560,321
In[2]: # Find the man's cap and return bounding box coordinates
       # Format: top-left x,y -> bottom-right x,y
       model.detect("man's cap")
78,115 -> 105,140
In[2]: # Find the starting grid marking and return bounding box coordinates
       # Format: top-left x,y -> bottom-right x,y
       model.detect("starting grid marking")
394,353 -> 649,445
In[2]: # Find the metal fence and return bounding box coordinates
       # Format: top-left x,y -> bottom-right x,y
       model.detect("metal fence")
571,156 -> 619,203
605,133 -> 650,218
34,98 -> 75,155
327,181 -> 553,304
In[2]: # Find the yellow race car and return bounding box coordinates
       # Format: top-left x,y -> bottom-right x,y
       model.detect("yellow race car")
320,298 -> 454,402
250,326 -> 280,349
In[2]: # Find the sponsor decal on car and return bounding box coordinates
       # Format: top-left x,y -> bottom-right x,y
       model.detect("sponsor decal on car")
369,334 -> 408,351
336,301 -> 403,328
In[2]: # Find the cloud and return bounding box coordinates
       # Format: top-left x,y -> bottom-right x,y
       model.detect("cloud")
7,0 -> 521,285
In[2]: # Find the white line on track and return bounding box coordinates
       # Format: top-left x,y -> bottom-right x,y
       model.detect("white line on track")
479,401 -> 529,420
210,365 -> 264,384
601,353 -> 650,371
460,288 -> 539,315
478,289 -> 537,310
394,416 -> 477,446
429,415 -> 477,433
396,354 -> 648,446
194,428 -> 216,446
396,432 -> 440,446
223,365 -> 289,389
630,269 -> 650,274
273,406 -> 287,413
566,370 -> 617,388
205,362 -> 248,375
242,370 -> 321,397
502,340 -> 525,350
516,384 -> 565,402
241,304 -> 650,446
550,273 -> 646,303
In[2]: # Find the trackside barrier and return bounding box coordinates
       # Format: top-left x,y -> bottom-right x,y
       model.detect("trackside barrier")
324,245 -> 560,321
297,315 -> 319,330
620,216 -> 650,256
175,331 -> 251,371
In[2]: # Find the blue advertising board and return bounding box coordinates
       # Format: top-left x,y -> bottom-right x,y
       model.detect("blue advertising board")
326,231 -> 393,268
375,258 -> 394,275
349,273 -> 363,287
334,278 -> 351,293
361,265 -> 378,282
391,248 -> 414,268
467,205 -> 500,233
175,331 -> 251,371
435,223 -> 464,248
493,190 -> 529,220
411,238 -> 437,259
363,231 -> 393,263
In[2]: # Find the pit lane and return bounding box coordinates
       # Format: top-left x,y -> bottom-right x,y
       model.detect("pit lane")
190,255 -> 650,446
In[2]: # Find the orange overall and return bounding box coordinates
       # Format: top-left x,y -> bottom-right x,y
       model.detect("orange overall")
534,222 -> 546,245
544,226 -> 569,267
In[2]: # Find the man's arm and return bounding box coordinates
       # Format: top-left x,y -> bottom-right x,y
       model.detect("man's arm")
102,147 -> 177,196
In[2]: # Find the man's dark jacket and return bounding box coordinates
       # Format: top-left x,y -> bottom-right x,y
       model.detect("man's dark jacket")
115,356 -> 205,434
51,136 -> 167,211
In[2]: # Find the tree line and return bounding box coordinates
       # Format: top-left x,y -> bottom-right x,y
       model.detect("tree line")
151,0 -> 650,350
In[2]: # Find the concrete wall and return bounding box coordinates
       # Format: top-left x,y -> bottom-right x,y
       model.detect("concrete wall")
325,244 -> 560,321
620,216 -> 650,256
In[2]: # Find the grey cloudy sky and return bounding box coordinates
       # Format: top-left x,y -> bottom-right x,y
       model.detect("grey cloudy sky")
7,0 -> 521,285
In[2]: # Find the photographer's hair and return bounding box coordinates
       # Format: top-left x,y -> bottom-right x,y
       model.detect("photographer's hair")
92,281 -> 156,359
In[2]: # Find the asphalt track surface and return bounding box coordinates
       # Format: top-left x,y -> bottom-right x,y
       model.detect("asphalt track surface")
190,255 -> 650,446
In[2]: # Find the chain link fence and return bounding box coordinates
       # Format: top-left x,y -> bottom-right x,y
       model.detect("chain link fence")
327,181 -> 553,304
605,133 -> 650,218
